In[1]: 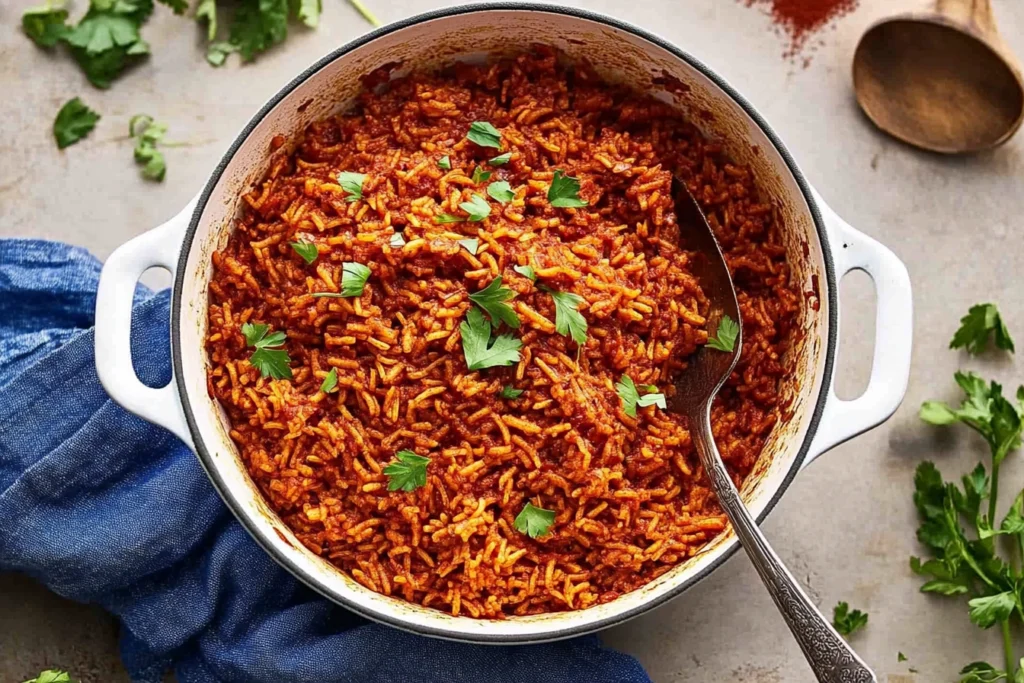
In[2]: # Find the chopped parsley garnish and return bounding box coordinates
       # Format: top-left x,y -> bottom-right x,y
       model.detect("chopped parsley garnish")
390,232 -> 406,249
466,121 -> 501,148
540,285 -> 586,345
435,214 -> 463,224
24,671 -> 71,683
513,264 -> 536,281
469,276 -> 520,329
832,601 -> 868,637
514,502 -> 555,538
615,375 -> 666,417
53,97 -> 99,149
706,314 -> 739,352
341,262 -> 371,297
500,385 -> 523,399
547,170 -> 588,208
487,181 -> 514,204
290,240 -> 318,264
459,194 -> 491,222
437,155 -> 452,170
22,3 -> 69,48
458,238 -> 479,255
338,171 -> 366,202
488,152 -> 511,166
383,450 -> 430,491
898,653 -> 907,663
130,114 -> 168,182
951,303 -> 1015,355
241,322 -> 292,380
205,41 -> 237,67
460,307 -> 522,371
320,367 -> 338,393
471,166 -> 491,184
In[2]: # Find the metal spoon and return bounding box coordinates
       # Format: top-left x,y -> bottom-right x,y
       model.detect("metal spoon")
852,0 -> 1024,154
669,180 -> 877,683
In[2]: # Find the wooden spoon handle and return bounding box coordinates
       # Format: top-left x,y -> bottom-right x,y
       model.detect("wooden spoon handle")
936,0 -> 997,37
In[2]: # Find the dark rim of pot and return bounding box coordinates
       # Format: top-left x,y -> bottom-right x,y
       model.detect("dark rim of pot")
171,1 -> 838,645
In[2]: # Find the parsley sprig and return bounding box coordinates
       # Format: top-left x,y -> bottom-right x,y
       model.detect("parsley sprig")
914,304 -> 1024,681
831,601 -> 868,637
540,285 -> 587,345
466,121 -> 501,148
53,97 -> 100,149
547,170 -> 587,208
707,314 -> 739,352
469,276 -> 520,329
514,502 -> 555,538
23,671 -> 71,683
383,450 -> 430,491
615,375 -> 666,417
460,307 -> 522,371
129,114 -> 168,181
952,303 -> 1015,355
241,322 -> 292,380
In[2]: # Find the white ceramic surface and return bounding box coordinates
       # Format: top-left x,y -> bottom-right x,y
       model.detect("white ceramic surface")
94,4 -> 913,644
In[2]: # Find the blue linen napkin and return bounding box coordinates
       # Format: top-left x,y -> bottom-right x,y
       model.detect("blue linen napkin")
0,239 -> 651,683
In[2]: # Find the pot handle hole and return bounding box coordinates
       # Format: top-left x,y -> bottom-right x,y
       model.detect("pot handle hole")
95,199 -> 196,449
803,191 -> 913,468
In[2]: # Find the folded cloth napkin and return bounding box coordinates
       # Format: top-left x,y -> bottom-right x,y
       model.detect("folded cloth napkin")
0,239 -> 651,683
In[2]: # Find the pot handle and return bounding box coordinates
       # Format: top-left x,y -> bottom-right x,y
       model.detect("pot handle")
803,190 -> 913,468
95,199 -> 196,449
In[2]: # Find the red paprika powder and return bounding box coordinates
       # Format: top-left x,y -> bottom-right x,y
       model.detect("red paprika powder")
745,0 -> 859,58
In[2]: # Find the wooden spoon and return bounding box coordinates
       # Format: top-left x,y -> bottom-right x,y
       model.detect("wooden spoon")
670,180 -> 877,683
852,0 -> 1024,154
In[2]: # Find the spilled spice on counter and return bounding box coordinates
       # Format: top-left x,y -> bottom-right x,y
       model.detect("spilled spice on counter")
744,0 -> 860,61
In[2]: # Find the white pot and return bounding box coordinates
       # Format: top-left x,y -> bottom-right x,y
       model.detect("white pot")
94,3 -> 913,644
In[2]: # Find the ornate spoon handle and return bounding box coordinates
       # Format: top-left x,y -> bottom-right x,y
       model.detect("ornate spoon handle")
691,406 -> 877,683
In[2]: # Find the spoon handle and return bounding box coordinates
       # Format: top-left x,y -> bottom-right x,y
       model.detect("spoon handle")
692,407 -> 877,683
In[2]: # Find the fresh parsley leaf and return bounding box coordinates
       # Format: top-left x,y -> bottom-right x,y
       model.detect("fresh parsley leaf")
341,262 -> 371,297
458,238 -> 479,255
460,307 -> 522,371
514,502 -> 555,538
1002,492 -> 1024,535
547,170 -> 588,208
638,392 -> 667,410
500,385 -> 523,399
471,166 -> 491,184
320,367 -> 337,393
707,314 -> 739,352
241,321 -> 292,380
969,591 -> 1018,628
53,98 -> 100,149
22,2 -> 69,48
206,41 -> 237,67
832,601 -> 868,636
459,194 -> 491,222
898,653 -> 908,662
469,276 -> 519,329
437,155 -> 451,170
466,121 -> 501,148
959,662 -> 1006,683
229,0 -> 288,62
338,171 -> 366,202
540,285 -> 587,345
64,1 -> 150,89
513,264 -> 536,281
390,232 -> 406,249
384,450 -> 430,491
489,152 -> 511,166
615,375 -> 665,417
295,0 -> 321,28
951,303 -> 1015,355
290,240 -> 318,264
487,181 -> 514,204
129,114 -> 168,181
435,214 -> 463,224
196,0 -> 217,40
23,671 -> 71,683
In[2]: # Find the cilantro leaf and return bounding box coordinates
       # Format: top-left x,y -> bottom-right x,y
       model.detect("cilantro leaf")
466,121 -> 501,148
129,114 -> 167,181
540,285 -> 586,345
295,0 -> 321,28
320,367 -> 337,393
487,180 -> 514,204
290,240 -> 318,264
22,3 -> 69,48
383,450 -> 430,491
707,314 -> 739,352
460,307 -> 522,371
435,214 -> 463,224
513,264 -> 536,281
547,170 -> 588,208
241,321 -> 292,380
968,591 -> 1018,628
615,375 -> 665,417
471,166 -> 491,184
469,275 -> 520,329
196,0 -> 217,40
951,303 -> 1015,355
230,0 -> 288,62
53,98 -> 100,149
500,385 -> 523,399
438,155 -> 451,170
338,171 -> 366,202
206,41 -> 237,67
514,502 -> 555,538
458,238 -> 479,255
459,194 -> 491,222
489,152 -> 511,166
390,232 -> 406,249
23,671 -> 71,683
832,601 -> 868,636
341,262 -> 371,297
65,2 -> 150,88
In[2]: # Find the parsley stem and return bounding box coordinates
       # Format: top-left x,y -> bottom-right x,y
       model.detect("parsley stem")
1001,619 -> 1014,678
989,458 -> 1001,527
348,0 -> 380,27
